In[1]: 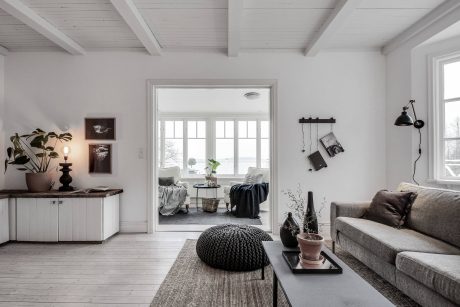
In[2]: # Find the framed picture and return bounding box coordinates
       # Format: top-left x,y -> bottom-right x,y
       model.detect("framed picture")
89,144 -> 112,174
320,132 -> 345,157
85,118 -> 116,140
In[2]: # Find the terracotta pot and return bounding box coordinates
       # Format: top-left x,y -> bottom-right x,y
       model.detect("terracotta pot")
297,233 -> 324,261
25,173 -> 52,192
205,175 -> 217,187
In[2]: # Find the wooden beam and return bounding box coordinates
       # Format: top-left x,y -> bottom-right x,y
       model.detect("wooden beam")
0,0 -> 85,55
0,45 -> 8,56
305,0 -> 362,57
111,0 -> 161,56
383,0 -> 460,55
228,0 -> 243,57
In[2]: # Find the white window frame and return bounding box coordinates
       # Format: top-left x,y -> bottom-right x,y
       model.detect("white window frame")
430,52 -> 460,184
158,114 -> 269,178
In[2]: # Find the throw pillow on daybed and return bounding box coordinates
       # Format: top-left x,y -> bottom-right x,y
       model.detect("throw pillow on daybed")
364,190 -> 417,228
159,177 -> 175,186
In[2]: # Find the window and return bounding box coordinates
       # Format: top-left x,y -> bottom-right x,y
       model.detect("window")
187,121 -> 206,174
216,121 -> 234,175
164,121 -> 183,168
158,117 -> 269,176
434,55 -> 460,181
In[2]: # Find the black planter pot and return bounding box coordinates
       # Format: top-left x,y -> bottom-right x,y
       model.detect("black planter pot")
280,212 -> 300,248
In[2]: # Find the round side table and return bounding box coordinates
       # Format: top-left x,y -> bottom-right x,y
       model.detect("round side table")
193,184 -> 221,212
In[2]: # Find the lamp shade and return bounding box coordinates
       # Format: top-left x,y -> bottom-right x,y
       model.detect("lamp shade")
394,111 -> 414,126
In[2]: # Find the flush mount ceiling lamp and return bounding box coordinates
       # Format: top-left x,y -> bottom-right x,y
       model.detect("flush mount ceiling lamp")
244,92 -> 260,100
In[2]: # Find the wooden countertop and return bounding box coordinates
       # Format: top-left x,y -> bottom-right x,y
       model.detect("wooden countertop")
0,189 -> 123,198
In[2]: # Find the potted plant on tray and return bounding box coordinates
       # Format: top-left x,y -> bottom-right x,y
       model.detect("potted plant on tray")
4,129 -> 72,192
284,185 -> 325,265
205,158 -> 220,187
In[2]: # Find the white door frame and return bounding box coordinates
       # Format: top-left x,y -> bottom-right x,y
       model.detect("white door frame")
147,79 -> 278,233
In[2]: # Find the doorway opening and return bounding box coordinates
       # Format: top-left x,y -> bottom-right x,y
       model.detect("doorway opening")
148,81 -> 277,233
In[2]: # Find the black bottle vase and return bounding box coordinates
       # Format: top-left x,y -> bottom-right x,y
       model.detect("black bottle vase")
303,191 -> 319,234
280,212 -> 300,248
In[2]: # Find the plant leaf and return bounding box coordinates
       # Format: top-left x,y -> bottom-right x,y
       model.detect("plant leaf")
6,147 -> 12,159
45,146 -> 54,151
48,152 -> 59,158
16,168 -> 28,171
30,136 -> 44,148
35,153 -> 45,158
12,156 -> 30,165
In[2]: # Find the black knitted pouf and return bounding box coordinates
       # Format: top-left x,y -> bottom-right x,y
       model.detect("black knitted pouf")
196,224 -> 273,271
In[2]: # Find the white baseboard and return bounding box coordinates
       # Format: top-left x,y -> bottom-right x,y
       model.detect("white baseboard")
120,221 -> 148,233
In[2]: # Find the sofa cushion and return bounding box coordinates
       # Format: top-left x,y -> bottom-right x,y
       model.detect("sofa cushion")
397,182 -> 460,248
396,252 -> 460,305
364,190 -> 416,228
335,217 -> 460,264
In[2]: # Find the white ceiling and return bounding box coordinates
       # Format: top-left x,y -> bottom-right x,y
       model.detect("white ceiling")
0,0 -> 451,55
158,88 -> 270,114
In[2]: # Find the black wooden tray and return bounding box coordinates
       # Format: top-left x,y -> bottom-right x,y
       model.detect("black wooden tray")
282,250 -> 343,274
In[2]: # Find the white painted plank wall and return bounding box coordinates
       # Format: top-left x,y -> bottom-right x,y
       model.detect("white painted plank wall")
0,199 -> 8,244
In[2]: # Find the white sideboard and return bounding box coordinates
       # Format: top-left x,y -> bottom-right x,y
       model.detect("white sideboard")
1,189 -> 122,244
0,198 -> 8,244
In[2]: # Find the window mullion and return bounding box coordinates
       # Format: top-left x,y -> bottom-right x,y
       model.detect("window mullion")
160,121 -> 165,168
183,120 -> 187,175
234,120 -> 238,176
256,120 -> 261,168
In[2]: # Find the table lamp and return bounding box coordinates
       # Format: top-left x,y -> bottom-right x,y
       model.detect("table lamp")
59,145 -> 74,191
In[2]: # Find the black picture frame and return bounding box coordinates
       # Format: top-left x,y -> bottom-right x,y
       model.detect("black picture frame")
320,132 -> 344,157
85,118 -> 116,140
89,144 -> 112,174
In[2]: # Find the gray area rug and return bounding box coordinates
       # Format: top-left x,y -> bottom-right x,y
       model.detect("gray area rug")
152,240 -> 419,307
159,208 -> 262,225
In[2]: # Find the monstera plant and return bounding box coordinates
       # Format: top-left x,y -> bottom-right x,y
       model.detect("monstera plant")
4,129 -> 72,192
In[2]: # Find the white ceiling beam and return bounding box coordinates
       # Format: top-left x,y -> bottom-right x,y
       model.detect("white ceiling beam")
305,0 -> 362,57
0,45 -> 8,56
382,0 -> 460,55
0,0 -> 85,55
111,0 -> 161,56
228,0 -> 243,57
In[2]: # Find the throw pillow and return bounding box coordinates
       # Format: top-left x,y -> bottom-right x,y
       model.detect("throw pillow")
244,173 -> 264,184
159,177 -> 175,186
364,190 -> 417,228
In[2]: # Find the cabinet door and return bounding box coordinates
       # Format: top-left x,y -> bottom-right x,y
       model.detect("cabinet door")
59,198 -> 103,242
0,199 -> 9,244
103,195 -> 120,240
17,198 -> 58,242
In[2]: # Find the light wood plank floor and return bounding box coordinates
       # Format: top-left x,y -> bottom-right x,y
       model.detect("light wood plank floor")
0,232 -> 201,307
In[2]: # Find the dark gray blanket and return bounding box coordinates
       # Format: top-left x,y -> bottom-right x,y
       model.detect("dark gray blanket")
230,183 -> 269,219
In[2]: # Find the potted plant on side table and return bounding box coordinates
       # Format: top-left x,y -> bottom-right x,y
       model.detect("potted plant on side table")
205,158 -> 220,187
283,185 -> 325,266
4,129 -> 72,192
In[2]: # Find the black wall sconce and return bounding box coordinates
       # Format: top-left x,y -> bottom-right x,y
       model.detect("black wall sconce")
394,99 -> 424,185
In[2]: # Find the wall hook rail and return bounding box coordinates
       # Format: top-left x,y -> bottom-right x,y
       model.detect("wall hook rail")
298,117 -> 336,124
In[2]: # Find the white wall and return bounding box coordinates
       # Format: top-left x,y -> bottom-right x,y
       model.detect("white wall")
4,51 -> 386,231
386,36 -> 460,191
0,55 -> 4,189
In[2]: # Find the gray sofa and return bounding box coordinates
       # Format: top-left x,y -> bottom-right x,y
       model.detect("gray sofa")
330,182 -> 460,307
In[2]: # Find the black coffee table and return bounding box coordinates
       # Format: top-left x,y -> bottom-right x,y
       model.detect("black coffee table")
262,241 -> 393,307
